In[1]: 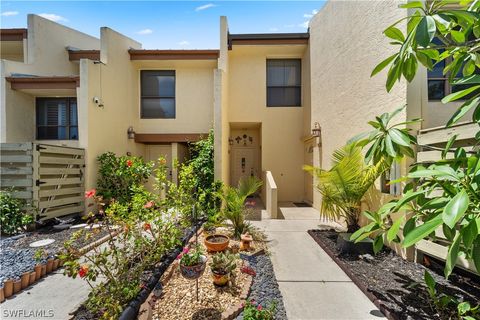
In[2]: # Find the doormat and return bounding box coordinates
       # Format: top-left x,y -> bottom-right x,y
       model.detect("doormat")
293,202 -> 312,207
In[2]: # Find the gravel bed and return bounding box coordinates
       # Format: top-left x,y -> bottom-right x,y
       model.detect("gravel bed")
309,230 -> 480,320
236,254 -> 287,320
0,225 -> 110,286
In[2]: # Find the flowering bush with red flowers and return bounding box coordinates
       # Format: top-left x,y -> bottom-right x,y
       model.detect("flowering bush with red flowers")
96,152 -> 153,204
243,299 -> 277,320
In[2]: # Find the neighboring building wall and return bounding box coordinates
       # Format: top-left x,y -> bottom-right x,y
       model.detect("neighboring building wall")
227,45 -> 306,202
309,0 -> 408,211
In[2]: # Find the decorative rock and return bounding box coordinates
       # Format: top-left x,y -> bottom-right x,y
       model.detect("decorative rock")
29,239 -> 55,248
70,223 -> 87,229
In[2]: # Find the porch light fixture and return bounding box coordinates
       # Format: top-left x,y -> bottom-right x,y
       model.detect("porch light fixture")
127,126 -> 135,139
312,122 -> 321,137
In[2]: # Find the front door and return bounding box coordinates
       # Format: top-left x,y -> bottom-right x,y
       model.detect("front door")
145,145 -> 172,192
231,148 -> 255,187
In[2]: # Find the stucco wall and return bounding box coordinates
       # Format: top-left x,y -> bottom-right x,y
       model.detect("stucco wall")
227,45 -> 307,202
309,0 -> 408,210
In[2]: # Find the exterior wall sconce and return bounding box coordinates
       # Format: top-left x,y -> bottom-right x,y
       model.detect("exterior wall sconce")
312,122 -> 321,138
127,126 -> 135,139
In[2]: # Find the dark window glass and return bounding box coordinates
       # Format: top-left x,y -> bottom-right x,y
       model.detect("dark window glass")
141,70 -> 176,118
267,59 -> 301,107
36,98 -> 78,140
428,80 -> 446,100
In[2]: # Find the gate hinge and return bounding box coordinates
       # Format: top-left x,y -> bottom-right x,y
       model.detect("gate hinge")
36,145 -> 46,151
36,179 -> 46,186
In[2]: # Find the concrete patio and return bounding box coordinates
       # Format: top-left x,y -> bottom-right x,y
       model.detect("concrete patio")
252,205 -> 385,320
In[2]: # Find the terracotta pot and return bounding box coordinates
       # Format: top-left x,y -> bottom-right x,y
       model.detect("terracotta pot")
211,270 -> 230,286
46,259 -> 54,273
3,279 -> 13,298
0,287 -> 4,303
29,272 -> 36,285
41,264 -> 47,277
34,264 -> 42,279
179,255 -> 207,280
52,259 -> 60,271
13,280 -> 21,294
21,272 -> 30,289
204,234 -> 229,252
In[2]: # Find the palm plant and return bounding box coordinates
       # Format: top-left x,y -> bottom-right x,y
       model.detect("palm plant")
305,143 -> 386,233
221,176 -> 263,238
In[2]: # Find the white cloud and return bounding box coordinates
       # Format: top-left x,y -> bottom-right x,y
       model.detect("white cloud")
299,21 -> 309,28
178,40 -> 190,47
303,9 -> 318,19
38,13 -> 68,22
195,3 -> 216,11
269,27 -> 279,32
1,11 -> 19,17
136,29 -> 153,35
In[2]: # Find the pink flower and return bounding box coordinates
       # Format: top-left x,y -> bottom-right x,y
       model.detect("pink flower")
85,189 -> 96,199
176,253 -> 183,260
143,201 -> 154,208
126,160 -> 133,167
143,223 -> 151,231
257,305 -> 262,311
182,247 -> 190,254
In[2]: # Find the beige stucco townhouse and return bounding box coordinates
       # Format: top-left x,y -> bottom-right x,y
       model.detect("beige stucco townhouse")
1,1 -> 477,232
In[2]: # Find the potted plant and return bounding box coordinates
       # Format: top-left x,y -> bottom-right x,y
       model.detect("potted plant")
304,143 -> 386,254
177,246 -> 207,280
209,252 -> 237,286
204,234 -> 230,252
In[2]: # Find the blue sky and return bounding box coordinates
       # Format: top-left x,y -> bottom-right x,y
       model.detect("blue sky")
0,1 -> 325,49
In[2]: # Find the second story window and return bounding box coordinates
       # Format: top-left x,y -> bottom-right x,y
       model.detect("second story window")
267,59 -> 301,107
36,98 -> 78,140
141,70 -> 176,119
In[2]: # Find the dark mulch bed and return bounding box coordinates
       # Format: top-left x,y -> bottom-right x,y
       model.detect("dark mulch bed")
309,229 -> 480,320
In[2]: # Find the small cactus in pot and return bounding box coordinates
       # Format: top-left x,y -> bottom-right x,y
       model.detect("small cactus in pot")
210,251 -> 237,287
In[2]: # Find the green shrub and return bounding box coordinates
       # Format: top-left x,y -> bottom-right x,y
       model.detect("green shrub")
243,299 -> 277,320
96,152 -> 153,204
0,190 -> 34,235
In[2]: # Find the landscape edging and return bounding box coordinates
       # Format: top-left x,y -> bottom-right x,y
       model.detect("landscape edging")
307,230 -> 399,320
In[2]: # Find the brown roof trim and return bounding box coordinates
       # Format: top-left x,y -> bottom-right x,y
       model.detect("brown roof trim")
1,29 -> 28,41
68,49 -> 100,61
6,76 -> 80,90
228,33 -> 309,49
134,133 -> 208,143
129,49 -> 219,60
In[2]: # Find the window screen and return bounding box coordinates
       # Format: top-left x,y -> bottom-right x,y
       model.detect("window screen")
141,70 -> 176,118
36,98 -> 78,140
267,59 -> 301,107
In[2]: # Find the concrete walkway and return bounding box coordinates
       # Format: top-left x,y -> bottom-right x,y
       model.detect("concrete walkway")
252,206 -> 385,320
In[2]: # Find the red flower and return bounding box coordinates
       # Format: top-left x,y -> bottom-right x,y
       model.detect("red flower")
176,253 -> 183,260
126,160 -> 133,167
85,189 -> 96,199
257,305 -> 263,311
78,265 -> 89,278
182,247 -> 190,254
159,158 -> 167,165
143,223 -> 151,231
143,201 -> 154,209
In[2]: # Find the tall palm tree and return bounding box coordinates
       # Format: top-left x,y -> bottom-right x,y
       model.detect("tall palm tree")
305,143 -> 386,233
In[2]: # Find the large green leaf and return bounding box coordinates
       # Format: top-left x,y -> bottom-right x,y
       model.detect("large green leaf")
403,215 -> 443,248
373,235 -> 384,254
445,232 -> 461,278
441,85 -> 480,103
462,219 -> 477,249
416,16 -> 436,47
424,270 -> 436,293
384,27 -> 405,42
387,216 -> 404,242
442,190 -> 469,229
389,128 -> 411,146
371,54 -> 398,77
400,1 -> 423,9
473,241 -> 480,273
447,97 -> 480,126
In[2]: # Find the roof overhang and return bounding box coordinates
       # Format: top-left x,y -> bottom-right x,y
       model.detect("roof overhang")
68,49 -> 100,61
0,29 -> 27,41
228,33 -> 309,49
134,133 -> 208,143
6,76 -> 80,91
129,49 -> 219,60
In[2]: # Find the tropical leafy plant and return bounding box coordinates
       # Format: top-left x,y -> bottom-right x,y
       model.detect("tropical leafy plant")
221,176 -> 262,238
304,143 -> 387,233
373,0 -> 480,130
177,245 -> 205,267
210,251 -> 238,275
0,190 -> 34,235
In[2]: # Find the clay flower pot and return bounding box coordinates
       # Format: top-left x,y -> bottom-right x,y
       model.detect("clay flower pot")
41,264 -> 47,277
3,279 -> 13,298
179,255 -> 207,280
204,234 -> 229,252
211,271 -> 230,287
34,264 -> 42,279
21,272 -> 30,289
13,279 -> 21,294
52,259 -> 60,271
46,259 -> 54,273
0,287 -> 4,303
29,272 -> 36,285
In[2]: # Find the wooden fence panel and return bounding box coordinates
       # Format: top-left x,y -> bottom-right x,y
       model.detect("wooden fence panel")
0,143 -> 85,221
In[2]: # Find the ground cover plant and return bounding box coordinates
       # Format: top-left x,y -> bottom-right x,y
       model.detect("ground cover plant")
0,190 -> 34,235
